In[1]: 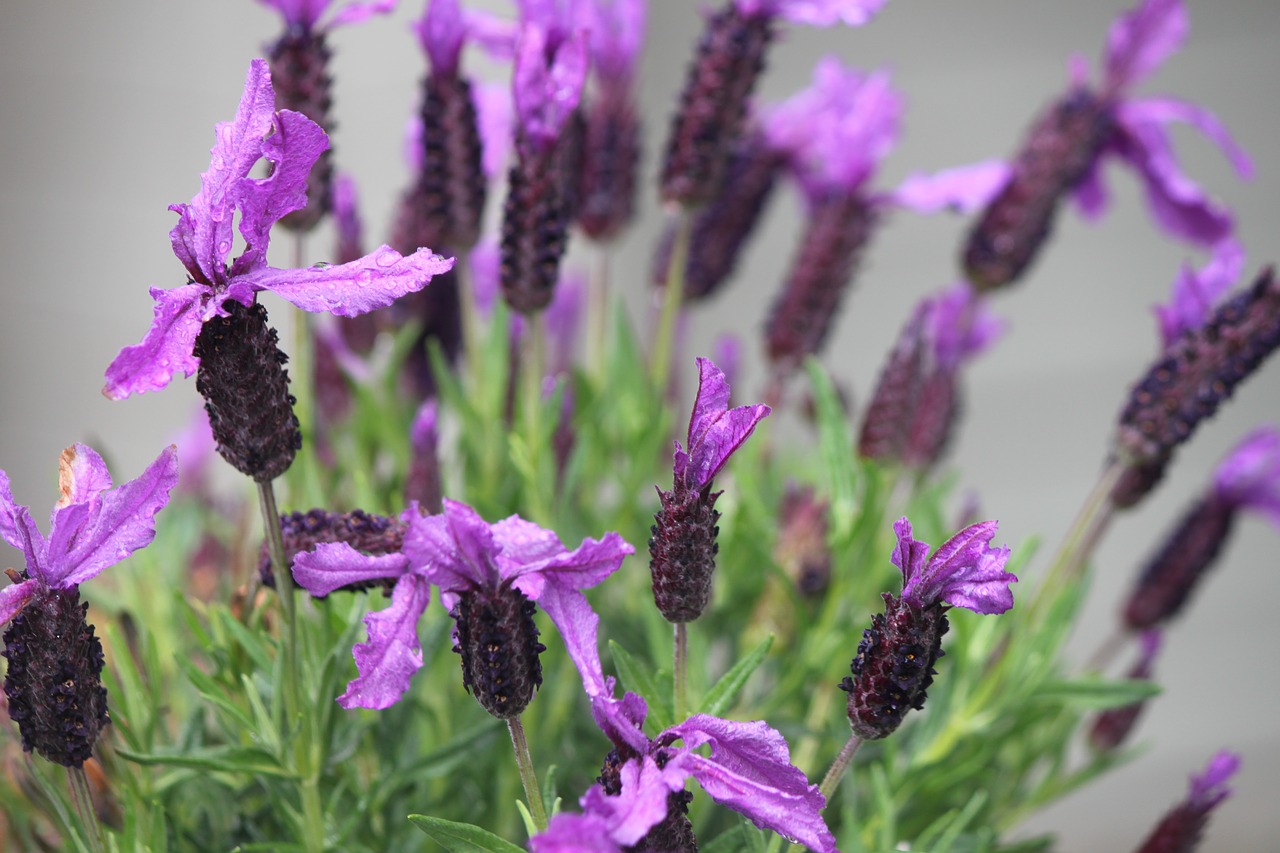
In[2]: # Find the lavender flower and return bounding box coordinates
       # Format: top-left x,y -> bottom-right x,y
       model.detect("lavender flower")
1,445 -> 177,766
841,518 -> 1015,740
649,358 -> 770,623
962,0 -> 1252,291
1089,629 -> 1161,753
1122,427 -> 1280,631
257,0 -> 396,231
258,508 -> 405,594
292,498 -> 632,713
1133,750 -> 1240,853
859,282 -> 1003,469
659,0 -> 887,206
1154,239 -> 1245,350
103,61 -> 452,478
500,21 -> 589,313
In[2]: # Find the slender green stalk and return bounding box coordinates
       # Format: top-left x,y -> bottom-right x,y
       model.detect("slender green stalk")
520,313 -> 550,522
587,244 -> 611,381
673,622 -> 689,722
508,716 -> 548,833
291,233 -> 315,451
67,766 -> 106,853
819,732 -> 864,801
651,207 -> 692,392
456,249 -> 482,388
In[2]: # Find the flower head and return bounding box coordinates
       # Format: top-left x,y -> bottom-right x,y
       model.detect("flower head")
293,499 -> 632,712
673,357 -> 771,491
103,59 -> 453,401
1133,750 -> 1240,852
1,445 -> 177,765
894,517 -> 1016,614
257,0 -> 395,31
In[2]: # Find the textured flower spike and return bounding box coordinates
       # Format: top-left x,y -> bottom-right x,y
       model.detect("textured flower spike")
859,282 -> 1003,470
575,0 -> 646,241
1111,266 -> 1280,506
774,484 -> 832,597
1,445 -> 177,766
257,0 -> 396,232
840,518 -> 1015,740
258,508 -> 405,594
1133,750 -> 1240,853
104,61 -> 453,480
649,358 -> 770,623
962,0 -> 1252,291
500,22 -> 589,313
1088,629 -> 1161,753
293,499 -> 632,712
404,399 -> 443,513
659,0 -> 886,207
1122,427 -> 1280,631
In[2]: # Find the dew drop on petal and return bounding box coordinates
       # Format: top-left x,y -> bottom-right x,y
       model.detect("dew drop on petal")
375,250 -> 399,268
356,270 -> 374,286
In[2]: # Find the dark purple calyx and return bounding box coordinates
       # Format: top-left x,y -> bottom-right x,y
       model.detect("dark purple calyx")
500,143 -> 570,314
578,95 -> 640,241
859,309 -> 928,463
962,88 -> 1114,292
1116,267 -> 1280,471
1123,494 -> 1234,630
268,27 -> 334,233
649,482 -> 722,624
451,584 -> 546,719
902,369 -> 961,471
194,300 -> 301,482
840,593 -> 949,741
2,584 -> 109,767
660,4 -> 773,206
765,193 -> 877,373
259,508 -> 407,594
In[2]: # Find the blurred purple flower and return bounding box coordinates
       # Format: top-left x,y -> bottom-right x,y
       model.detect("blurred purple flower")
1155,239 -> 1245,349
1133,750 -> 1240,852
734,0 -> 886,26
256,0 -> 395,30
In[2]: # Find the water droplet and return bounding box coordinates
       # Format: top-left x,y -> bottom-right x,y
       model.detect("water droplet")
311,261 -> 332,270
356,270 -> 374,286
375,250 -> 399,268
217,240 -> 231,256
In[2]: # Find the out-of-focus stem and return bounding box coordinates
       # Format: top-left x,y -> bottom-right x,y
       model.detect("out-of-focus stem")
673,622 -> 689,722
456,250 -> 481,388
520,314 -> 549,522
587,244 -> 611,381
651,207 -> 692,393
67,766 -> 106,853
508,715 -> 548,833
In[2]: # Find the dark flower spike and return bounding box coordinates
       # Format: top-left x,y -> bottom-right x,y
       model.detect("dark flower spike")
1133,750 -> 1240,853
292,499 -> 632,712
1089,628 -> 1162,753
405,399 -> 443,513
841,518 -> 1015,740
104,59 -> 454,401
0,445 -> 177,766
962,0 -> 1252,291
1122,427 -> 1280,631
650,358 -> 770,623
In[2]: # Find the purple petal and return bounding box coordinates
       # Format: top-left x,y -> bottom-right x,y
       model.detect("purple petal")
1103,0 -> 1187,93
55,443 -> 114,508
332,173 -> 364,265
231,247 -> 454,318
926,281 -> 1005,371
1213,426 -> 1280,524
0,578 -> 38,627
0,471 -> 46,580
530,811 -> 623,853
739,0 -> 887,26
43,445 -> 178,589
412,0 -> 466,74
474,82 -> 514,179
293,540 -> 413,597
677,358 -> 771,490
410,398 -> 438,452
257,0 -> 325,28
591,687 -> 651,755
1112,102 -> 1236,246
513,24 -> 588,149
1125,96 -> 1254,179
894,160 -> 1012,214
668,715 -> 836,853
507,531 -> 633,599
534,583 -> 608,700
1187,750 -> 1240,808
103,284 -> 210,400
1071,154 -> 1111,221
901,519 -> 1017,614
890,517 -> 930,586
183,60 -> 278,286
404,499 -> 500,592
588,0 -> 645,87
337,574 -> 432,710
231,109 -> 331,277
1155,238 -> 1244,347
325,0 -> 396,29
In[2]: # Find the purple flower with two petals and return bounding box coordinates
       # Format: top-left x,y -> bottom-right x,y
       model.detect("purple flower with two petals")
650,358 -> 771,623
103,59 -> 454,401
841,518 -> 1016,740
1,445 -> 178,766
1134,750 -> 1240,852
293,498 -> 633,713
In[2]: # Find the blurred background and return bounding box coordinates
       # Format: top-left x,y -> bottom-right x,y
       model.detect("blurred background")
2,0 -> 1277,848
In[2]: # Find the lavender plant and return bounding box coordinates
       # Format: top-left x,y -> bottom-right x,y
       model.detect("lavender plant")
2,0 -> 1276,850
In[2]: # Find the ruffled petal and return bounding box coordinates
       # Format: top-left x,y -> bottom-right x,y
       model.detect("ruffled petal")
337,574 -> 432,710
1103,0 -> 1188,92
669,715 -> 836,852
231,109 -> 331,277
0,578 -> 38,627
103,284 -> 210,399
530,583 -> 607,701
591,686 -> 651,755
55,443 -> 113,509
507,531 -> 633,598
890,517 -> 930,587
0,471 -> 46,579
677,357 -> 771,489
230,247 -> 454,318
45,445 -> 179,588
292,541 -> 412,597
529,811 -> 623,853
404,499 -> 500,592
901,519 -> 1017,614
1154,238 -> 1244,347
513,24 -> 588,149
894,160 -> 1012,214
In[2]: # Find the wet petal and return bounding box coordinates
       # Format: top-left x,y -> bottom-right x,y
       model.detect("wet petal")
56,444 -> 113,509
404,499 -> 499,592
0,578 -> 38,627
103,284 -> 210,399
677,357 -> 771,489
293,541 -> 413,596
337,574 -> 432,710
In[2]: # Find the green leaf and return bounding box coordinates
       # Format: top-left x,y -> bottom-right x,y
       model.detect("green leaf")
804,359 -> 859,535
609,639 -> 673,731
703,818 -> 768,853
1031,677 -> 1160,710
116,745 -> 294,777
408,815 -> 525,853
698,634 -> 774,717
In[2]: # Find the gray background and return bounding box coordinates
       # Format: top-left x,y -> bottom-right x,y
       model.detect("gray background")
2,0 -> 1278,849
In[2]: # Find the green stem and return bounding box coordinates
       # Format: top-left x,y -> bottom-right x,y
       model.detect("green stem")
819,733 -> 864,802
67,766 -> 106,853
673,622 -> 689,722
587,244 -> 611,383
650,207 -> 692,393
456,249 -> 481,389
520,314 -> 550,522
508,715 -> 548,833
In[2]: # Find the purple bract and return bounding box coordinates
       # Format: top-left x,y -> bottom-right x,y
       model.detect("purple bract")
674,357 -> 771,491
893,517 -> 1017,614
